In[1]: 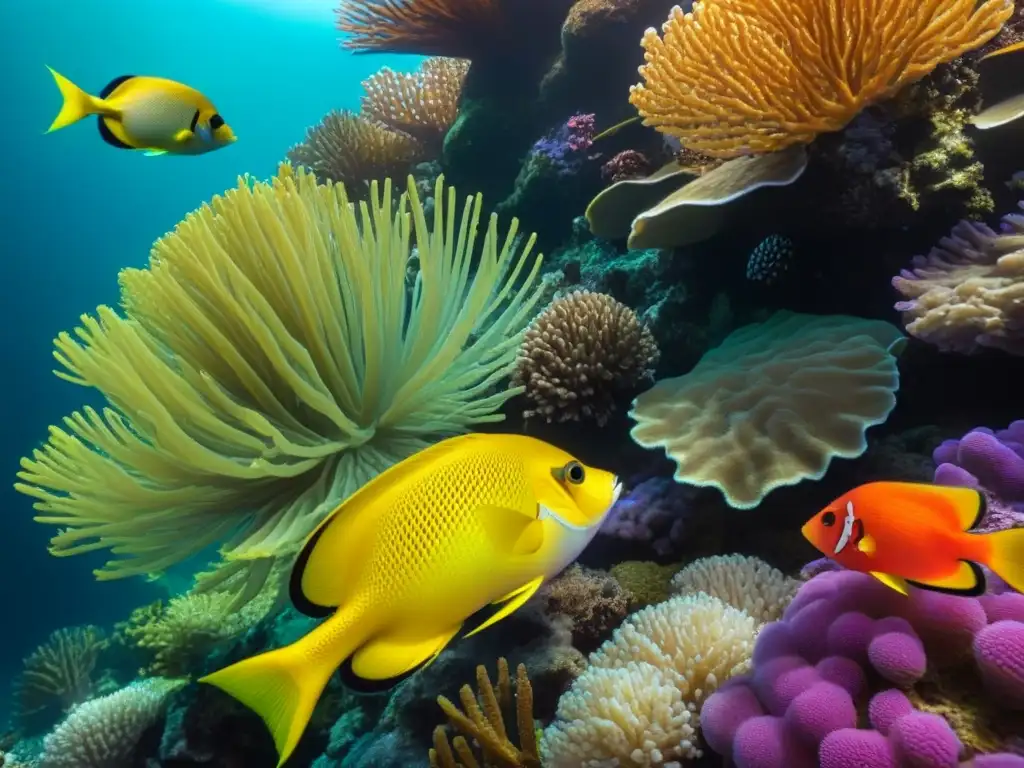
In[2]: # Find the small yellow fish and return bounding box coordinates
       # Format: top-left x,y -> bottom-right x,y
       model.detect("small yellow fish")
45,67 -> 236,156
200,433 -> 621,766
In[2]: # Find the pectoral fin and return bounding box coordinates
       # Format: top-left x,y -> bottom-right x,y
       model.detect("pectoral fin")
475,505 -> 543,555
870,571 -> 910,596
143,149 -> 167,156
341,625 -> 462,692
463,575 -> 544,639
173,128 -> 194,143
857,533 -> 876,556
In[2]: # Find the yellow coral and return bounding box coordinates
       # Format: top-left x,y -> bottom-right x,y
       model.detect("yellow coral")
670,554 -> 799,625
629,0 -> 1012,158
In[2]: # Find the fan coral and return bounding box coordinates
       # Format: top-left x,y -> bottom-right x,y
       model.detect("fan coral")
541,593 -> 756,765
286,110 -> 425,188
38,678 -> 185,768
629,311 -> 905,509
15,626 -> 107,729
15,169 -> 544,603
746,235 -> 794,285
361,57 -> 469,151
629,0 -> 1012,158
512,290 -> 659,425
700,570 -> 1024,767
671,555 -> 800,625
892,203 -> 1024,355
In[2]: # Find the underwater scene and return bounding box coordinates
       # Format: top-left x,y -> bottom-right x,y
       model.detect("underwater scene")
6,0 -> 1024,765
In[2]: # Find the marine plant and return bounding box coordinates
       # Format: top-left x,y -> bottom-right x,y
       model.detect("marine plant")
629,0 -> 1012,157
15,167 -> 544,604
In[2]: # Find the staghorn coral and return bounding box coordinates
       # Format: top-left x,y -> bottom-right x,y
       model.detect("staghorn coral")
630,311 -> 905,509
628,0 -> 1012,158
15,169 -> 544,604
541,593 -> 757,766
429,658 -> 540,768
38,678 -> 185,768
15,626 -> 107,729
361,57 -> 469,151
893,202 -> 1024,354
286,110 -> 425,188
670,554 -> 800,625
512,290 -> 658,425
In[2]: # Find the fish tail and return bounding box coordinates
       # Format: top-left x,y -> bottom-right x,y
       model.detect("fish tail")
199,611 -> 359,767
45,66 -> 100,133
982,526 -> 1024,593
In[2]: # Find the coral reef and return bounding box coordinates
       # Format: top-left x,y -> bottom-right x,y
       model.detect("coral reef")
893,201 -> 1024,354
512,290 -> 659,425
630,312 -> 905,509
609,561 -> 679,608
701,570 -> 1024,766
746,235 -> 794,285
629,0 -> 1011,157
15,170 -> 544,604
537,565 -> 632,654
600,477 -> 700,557
670,555 -> 800,626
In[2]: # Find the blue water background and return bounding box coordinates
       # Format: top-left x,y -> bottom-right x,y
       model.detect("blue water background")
0,0 -> 421,716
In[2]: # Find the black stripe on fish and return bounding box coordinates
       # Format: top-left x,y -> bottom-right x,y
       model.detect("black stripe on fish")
189,109 -> 200,132
288,522 -> 336,618
337,653 -> 431,695
99,75 -> 136,99
97,117 -> 133,149
852,518 -> 865,547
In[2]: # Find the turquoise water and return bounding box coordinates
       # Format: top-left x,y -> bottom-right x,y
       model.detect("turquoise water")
0,0 -> 420,709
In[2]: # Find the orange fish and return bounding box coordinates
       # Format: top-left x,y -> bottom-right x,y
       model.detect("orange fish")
802,481 -> 1024,597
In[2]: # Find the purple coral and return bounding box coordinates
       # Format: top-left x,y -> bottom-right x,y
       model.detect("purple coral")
700,570 -> 1024,767
530,112 -> 597,176
598,476 -> 695,556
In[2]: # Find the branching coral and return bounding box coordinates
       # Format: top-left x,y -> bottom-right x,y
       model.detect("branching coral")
629,0 -> 1012,158
286,110 -> 425,188
541,593 -> 756,766
15,626 -> 107,729
429,658 -> 540,768
337,0 -> 502,57
15,168 -> 544,603
512,290 -> 659,425
630,311 -> 905,508
893,202 -> 1024,354
361,57 -> 469,151
671,555 -> 800,625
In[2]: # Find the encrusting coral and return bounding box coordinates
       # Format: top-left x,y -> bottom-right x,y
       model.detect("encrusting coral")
893,201 -> 1024,355
15,168 -> 544,604
670,554 -> 800,625
538,564 -> 632,653
630,311 -> 905,509
512,290 -> 659,425
429,658 -> 540,768
628,0 -> 1012,158
361,57 -> 469,151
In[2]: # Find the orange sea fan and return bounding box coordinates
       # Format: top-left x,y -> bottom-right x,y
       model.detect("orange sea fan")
361,57 -> 470,150
337,0 -> 502,57
286,110 -> 425,188
629,0 -> 1013,158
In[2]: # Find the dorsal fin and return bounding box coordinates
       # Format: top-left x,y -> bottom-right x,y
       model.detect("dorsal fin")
99,75 -> 135,100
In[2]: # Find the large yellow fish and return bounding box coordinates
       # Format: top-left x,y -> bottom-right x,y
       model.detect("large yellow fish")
200,433 -> 621,766
45,67 -> 236,156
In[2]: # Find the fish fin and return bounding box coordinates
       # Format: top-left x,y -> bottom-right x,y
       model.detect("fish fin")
905,560 -> 986,597
870,571 -> 910,596
980,40 -> 1024,61
462,575 -> 544,639
98,74 -> 136,99
143,149 -> 167,156
983,526 -> 1024,593
200,637 -> 338,766
97,117 -> 134,150
173,128 -> 193,143
883,482 -> 986,530
474,504 -> 539,554
45,66 -> 101,133
857,533 -> 876,556
340,626 -> 461,693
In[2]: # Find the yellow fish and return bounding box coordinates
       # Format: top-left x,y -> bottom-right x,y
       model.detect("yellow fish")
44,67 -> 236,156
200,433 -> 621,766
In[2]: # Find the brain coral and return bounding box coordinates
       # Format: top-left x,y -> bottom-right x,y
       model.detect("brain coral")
700,570 -> 1024,767
893,203 -> 1024,354
540,592 -> 756,766
629,311 -> 905,508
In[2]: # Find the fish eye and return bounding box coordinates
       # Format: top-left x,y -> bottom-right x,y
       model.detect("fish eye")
821,511 -> 836,527
210,114 -> 225,130
564,461 -> 585,485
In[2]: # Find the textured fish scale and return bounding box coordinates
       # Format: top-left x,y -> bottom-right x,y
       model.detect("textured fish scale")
120,90 -> 197,145
364,449 -> 532,606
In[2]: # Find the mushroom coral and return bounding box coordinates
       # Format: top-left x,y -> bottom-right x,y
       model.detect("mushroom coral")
629,0 -> 1012,158
15,168 -> 544,603
629,312 -> 905,509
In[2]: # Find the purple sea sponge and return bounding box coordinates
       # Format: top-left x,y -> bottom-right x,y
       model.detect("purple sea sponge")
980,593 -> 1024,623
868,617 -> 927,686
700,682 -> 765,758
788,598 -> 841,661
733,715 -> 816,768
953,430 -> 1024,499
820,729 -> 896,768
967,756 -> 1024,767
753,621 -> 798,663
785,682 -> 857,746
868,689 -> 915,735
972,620 -> 1024,707
816,655 -> 867,699
889,712 -> 962,767
827,611 -> 876,663
905,590 -> 988,663
752,656 -> 821,715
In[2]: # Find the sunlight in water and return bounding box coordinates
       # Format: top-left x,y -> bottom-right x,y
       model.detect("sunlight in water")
219,0 -> 337,20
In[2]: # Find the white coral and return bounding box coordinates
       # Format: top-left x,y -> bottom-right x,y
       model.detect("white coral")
670,554 -> 800,625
